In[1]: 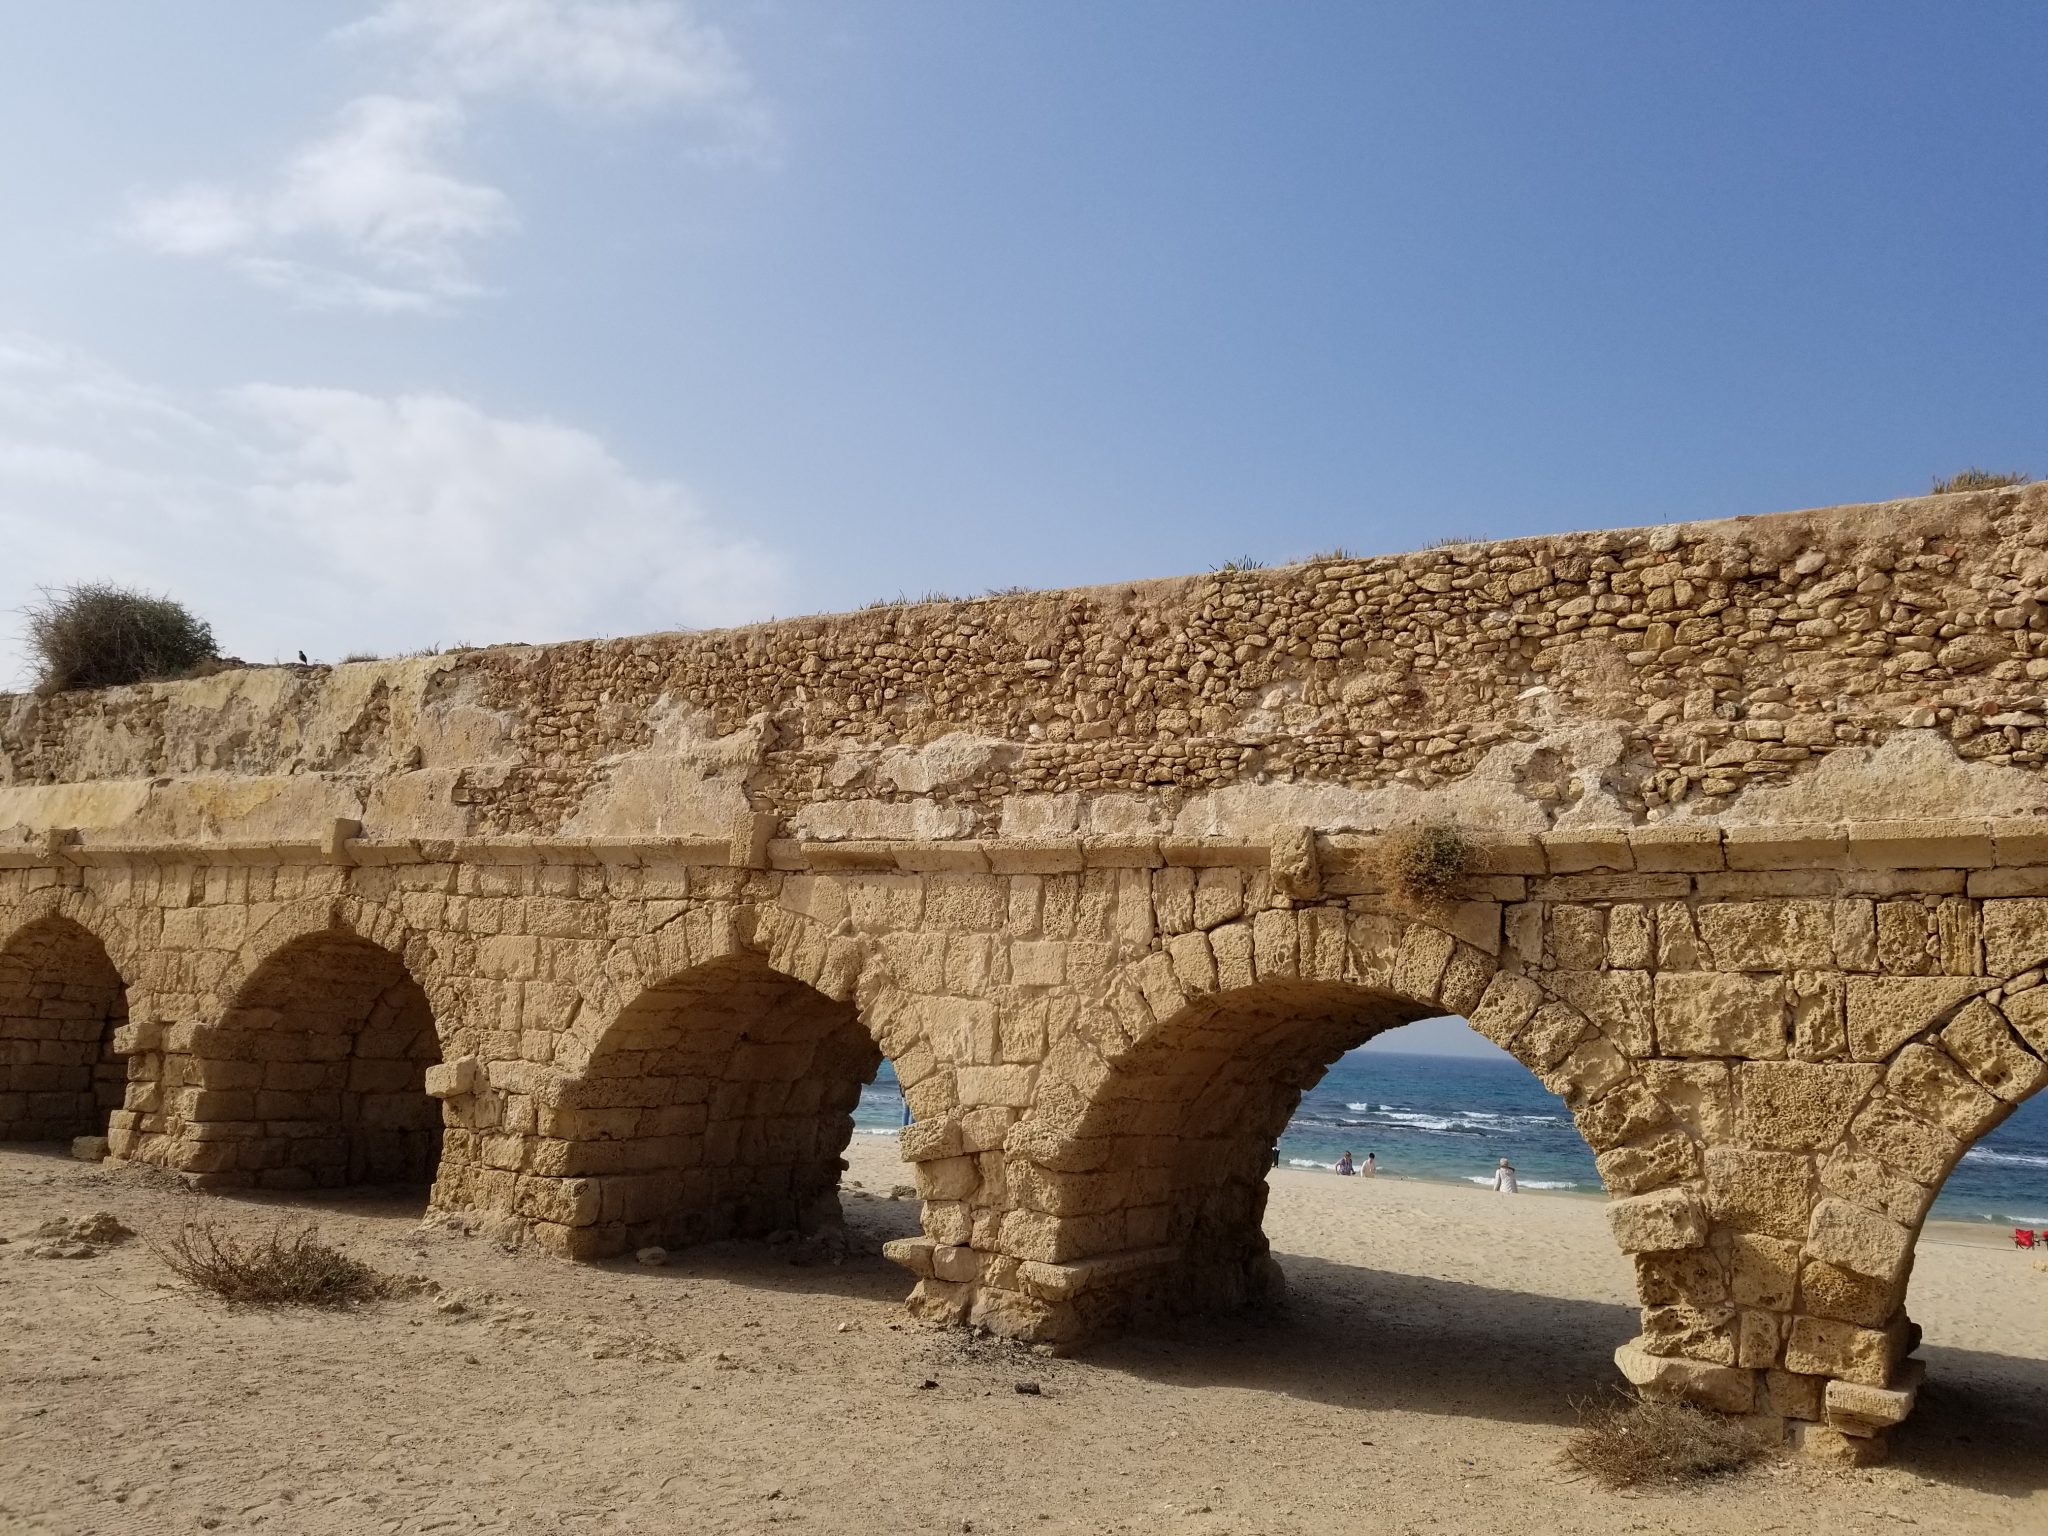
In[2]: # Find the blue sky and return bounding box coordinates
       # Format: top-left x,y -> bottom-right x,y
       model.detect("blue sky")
0,2 -> 2042,681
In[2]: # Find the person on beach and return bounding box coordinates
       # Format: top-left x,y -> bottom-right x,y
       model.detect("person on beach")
1336,1150 -> 1355,1176
1362,1152 -> 1377,1177
1492,1157 -> 1518,1194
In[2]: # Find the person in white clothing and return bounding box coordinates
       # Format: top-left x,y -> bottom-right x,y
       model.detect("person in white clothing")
1492,1157 -> 1518,1194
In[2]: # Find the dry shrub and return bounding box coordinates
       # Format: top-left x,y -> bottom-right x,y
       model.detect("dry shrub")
1561,1394 -> 1770,1490
1378,820 -> 1476,909
1931,468 -> 2032,494
24,582 -> 219,693
153,1220 -> 393,1309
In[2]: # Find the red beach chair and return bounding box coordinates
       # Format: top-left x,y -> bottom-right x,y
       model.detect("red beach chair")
2016,1229 -> 2038,1249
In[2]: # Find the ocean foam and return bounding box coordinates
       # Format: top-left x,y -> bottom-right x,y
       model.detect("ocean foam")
1463,1175 -> 1578,1190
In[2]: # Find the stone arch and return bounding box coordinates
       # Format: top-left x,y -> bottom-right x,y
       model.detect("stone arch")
210,897 -> 463,1042
1755,954 -> 2048,1434
480,903 -> 919,1258
980,907 -> 1668,1343
0,909 -> 135,1142
183,913 -> 445,1189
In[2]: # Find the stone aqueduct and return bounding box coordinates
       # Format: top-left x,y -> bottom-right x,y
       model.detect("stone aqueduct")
6,484 -> 2048,1458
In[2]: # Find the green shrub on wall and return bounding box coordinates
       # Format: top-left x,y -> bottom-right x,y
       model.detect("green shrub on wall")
25,582 -> 221,693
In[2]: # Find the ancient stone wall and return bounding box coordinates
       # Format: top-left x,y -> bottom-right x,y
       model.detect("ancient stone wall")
4,484 -> 2048,855
4,485 -> 2048,1463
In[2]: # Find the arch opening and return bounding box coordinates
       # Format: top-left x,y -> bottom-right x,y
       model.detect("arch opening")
550,952 -> 882,1256
201,931 -> 443,1189
0,917 -> 132,1143
1047,980 -> 1475,1321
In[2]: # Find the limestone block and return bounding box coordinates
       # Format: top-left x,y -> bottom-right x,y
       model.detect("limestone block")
1848,1098 -> 1959,1186
931,1244 -> 983,1283
1267,826 -> 1321,900
1847,818 -> 1994,869
1547,906 -> 1607,968
1208,922 -> 1255,991
1783,1314 -> 1906,1387
1466,974 -> 1541,1051
1641,1304 -> 1738,1365
1606,904 -> 1653,969
1804,1198 -> 1910,1283
1299,908 -> 1350,981
1884,1043 -> 2002,1140
1703,1147 -> 1813,1241
1629,825 -> 1724,873
1634,1246 -> 1729,1308
70,1135 -> 109,1162
1816,1147 -> 1931,1227
1725,1232 -> 1801,1310
1939,998 -> 2048,1101
1831,899 -> 1878,972
1788,971 -> 1847,1061
882,1235 -> 936,1277
1736,1308 -> 1783,1369
900,1113 -> 964,1164
1654,901 -> 1701,969
1762,1369 -> 1824,1422
1613,1340 -> 1755,1413
1130,952 -> 1189,1023
1698,900 -> 1834,971
1439,944 -> 1493,1016
1642,1061 -> 1735,1142
1823,1359 -> 1923,1433
1605,1186 -> 1707,1253
1982,898 -> 2048,976
1594,1133 -> 1697,1196
423,1056 -> 480,1099
1545,970 -> 1652,1057
1799,1260 -> 1899,1328
915,1155 -> 982,1202
1792,1422 -> 1889,1465
1165,932 -> 1217,995
1875,902 -> 1934,975
1733,1062 -> 1879,1151
1654,973 -> 1787,1059
1845,976 -> 1983,1060
1517,1003 -> 1593,1070
109,1020 -> 162,1055
1390,925 -> 1454,1003
1251,910 -> 1297,979
1539,1035 -> 1630,1108
955,1065 -> 1037,1109
2005,986 -> 2048,1057
1575,1080 -> 1672,1150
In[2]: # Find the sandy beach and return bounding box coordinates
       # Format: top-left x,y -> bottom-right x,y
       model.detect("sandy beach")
0,1137 -> 2042,1535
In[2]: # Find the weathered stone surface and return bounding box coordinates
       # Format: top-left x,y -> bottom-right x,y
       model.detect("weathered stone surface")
1783,1315 -> 1906,1387
1937,998 -> 2047,1102
1803,1198 -> 1910,1284
1614,1340 -> 1755,1413
1654,974 -> 1786,1058
1703,1148 -> 1812,1240
1845,976 -> 1983,1061
1883,1044 -> 2003,1141
1733,1063 -> 1878,1151
1606,1187 -> 1707,1254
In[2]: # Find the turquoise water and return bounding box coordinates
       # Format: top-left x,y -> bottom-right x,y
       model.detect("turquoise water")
854,1051 -> 2048,1226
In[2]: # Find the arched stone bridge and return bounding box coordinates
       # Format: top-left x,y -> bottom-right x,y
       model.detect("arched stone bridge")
6,483 -> 2048,1460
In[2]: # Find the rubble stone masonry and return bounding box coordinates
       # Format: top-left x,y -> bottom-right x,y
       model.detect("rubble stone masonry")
5,482 -> 2048,1457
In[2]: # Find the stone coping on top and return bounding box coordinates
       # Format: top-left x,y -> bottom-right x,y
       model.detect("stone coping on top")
4,814 -> 2047,877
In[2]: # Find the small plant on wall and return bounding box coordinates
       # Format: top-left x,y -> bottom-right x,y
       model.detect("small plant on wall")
1378,820 -> 1477,910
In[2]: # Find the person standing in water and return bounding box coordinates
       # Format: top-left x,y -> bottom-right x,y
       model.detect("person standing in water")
1336,1150 -> 1355,1176
1492,1157 -> 1518,1194
1362,1152 -> 1377,1177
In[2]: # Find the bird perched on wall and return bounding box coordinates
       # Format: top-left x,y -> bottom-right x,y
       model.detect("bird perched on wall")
297,650 -> 307,664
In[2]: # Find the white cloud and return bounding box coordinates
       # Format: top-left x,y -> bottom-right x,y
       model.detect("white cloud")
344,0 -> 765,125
0,338 -> 786,687
127,96 -> 510,312
122,2 -> 769,312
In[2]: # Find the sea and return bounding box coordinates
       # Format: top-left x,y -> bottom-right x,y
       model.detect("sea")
853,1049 -> 2048,1228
